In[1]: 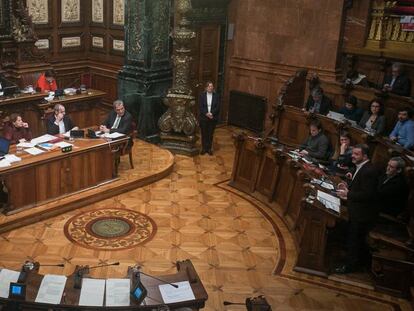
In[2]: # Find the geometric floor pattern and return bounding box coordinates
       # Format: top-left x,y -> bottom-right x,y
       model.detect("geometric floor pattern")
0,126 -> 411,310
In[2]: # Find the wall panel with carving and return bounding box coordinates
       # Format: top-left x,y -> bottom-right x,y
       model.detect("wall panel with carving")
23,0 -> 124,101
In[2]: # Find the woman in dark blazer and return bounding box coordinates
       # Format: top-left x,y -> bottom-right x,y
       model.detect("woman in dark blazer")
199,81 -> 220,155
358,99 -> 386,135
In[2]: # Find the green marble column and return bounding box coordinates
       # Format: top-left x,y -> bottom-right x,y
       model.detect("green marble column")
118,0 -> 172,142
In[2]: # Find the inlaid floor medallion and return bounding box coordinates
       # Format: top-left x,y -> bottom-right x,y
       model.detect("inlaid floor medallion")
64,208 -> 157,250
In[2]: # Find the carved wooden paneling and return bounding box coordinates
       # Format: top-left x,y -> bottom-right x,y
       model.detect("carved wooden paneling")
277,108 -> 309,147
90,71 -> 118,104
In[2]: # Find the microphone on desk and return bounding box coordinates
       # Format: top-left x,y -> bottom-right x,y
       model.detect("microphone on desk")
18,261 -> 65,283
133,266 -> 178,288
74,262 -> 120,289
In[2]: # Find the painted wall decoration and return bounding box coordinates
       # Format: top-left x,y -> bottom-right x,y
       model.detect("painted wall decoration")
27,0 -> 49,24
113,39 -> 124,51
35,38 -> 50,49
92,0 -> 104,23
113,0 -> 124,25
92,36 -> 104,48
62,36 -> 81,47
62,0 -> 80,23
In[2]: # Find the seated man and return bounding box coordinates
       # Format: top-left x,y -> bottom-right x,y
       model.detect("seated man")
46,104 -> 77,135
299,120 -> 331,161
338,95 -> 363,122
3,113 -> 32,144
382,62 -> 411,97
389,107 -> 414,150
378,157 -> 409,217
36,69 -> 58,93
304,87 -> 332,116
100,100 -> 132,134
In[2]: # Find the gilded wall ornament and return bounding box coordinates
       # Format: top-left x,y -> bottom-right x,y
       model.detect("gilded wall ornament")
113,39 -> 124,51
92,36 -> 104,48
61,0 -> 80,23
35,38 -> 49,49
113,0 -> 124,25
62,36 -> 81,47
27,0 -> 48,24
92,0 -> 103,23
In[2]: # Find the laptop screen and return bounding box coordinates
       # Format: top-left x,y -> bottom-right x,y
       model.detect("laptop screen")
0,137 -> 11,155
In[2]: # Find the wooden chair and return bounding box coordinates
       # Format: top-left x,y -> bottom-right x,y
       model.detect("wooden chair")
120,120 -> 136,169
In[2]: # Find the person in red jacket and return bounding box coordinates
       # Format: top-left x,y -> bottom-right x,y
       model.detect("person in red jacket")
36,69 -> 57,93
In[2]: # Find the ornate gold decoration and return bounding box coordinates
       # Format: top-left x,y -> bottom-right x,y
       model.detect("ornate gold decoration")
368,0 -> 414,47
61,0 -> 80,23
113,0 -> 125,25
158,0 -> 198,155
27,0 -> 48,24
92,0 -> 103,23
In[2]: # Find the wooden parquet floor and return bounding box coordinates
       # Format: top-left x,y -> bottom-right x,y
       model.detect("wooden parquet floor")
0,126 -> 411,310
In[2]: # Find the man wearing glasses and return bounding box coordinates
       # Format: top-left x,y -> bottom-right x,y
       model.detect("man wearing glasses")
46,104 -> 78,136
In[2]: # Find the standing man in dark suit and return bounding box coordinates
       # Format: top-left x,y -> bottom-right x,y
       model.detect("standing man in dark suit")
199,81 -> 220,155
383,62 -> 411,97
335,144 -> 380,273
100,99 -> 132,135
46,104 -> 78,136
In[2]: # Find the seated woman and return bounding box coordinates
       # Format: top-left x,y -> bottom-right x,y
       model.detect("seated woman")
338,95 -> 363,122
3,113 -> 32,144
299,120 -> 331,161
332,131 -> 354,174
36,69 -> 57,93
358,99 -> 386,135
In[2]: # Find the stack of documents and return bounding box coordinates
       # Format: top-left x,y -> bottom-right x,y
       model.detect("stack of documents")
316,190 -> 341,213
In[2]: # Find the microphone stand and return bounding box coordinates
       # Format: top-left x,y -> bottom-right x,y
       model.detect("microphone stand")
74,262 -> 120,289
18,261 -> 64,283
135,269 -> 178,289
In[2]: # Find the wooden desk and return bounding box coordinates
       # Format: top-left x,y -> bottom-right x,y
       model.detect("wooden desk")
0,260 -> 208,310
0,89 -> 109,137
230,134 -> 343,276
0,136 -> 128,215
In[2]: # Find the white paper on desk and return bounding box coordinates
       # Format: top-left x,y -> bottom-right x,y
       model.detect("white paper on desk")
62,131 -> 71,138
54,141 -> 73,148
0,159 -> 11,168
159,281 -> 195,304
16,142 -> 35,148
105,278 -> 130,306
24,147 -> 44,155
4,154 -> 21,163
317,190 -> 341,213
35,274 -> 67,304
103,132 -> 125,139
0,269 -> 20,298
30,134 -> 56,145
79,278 -> 105,306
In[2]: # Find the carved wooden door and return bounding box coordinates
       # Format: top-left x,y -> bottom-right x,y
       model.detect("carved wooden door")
192,24 -> 221,117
